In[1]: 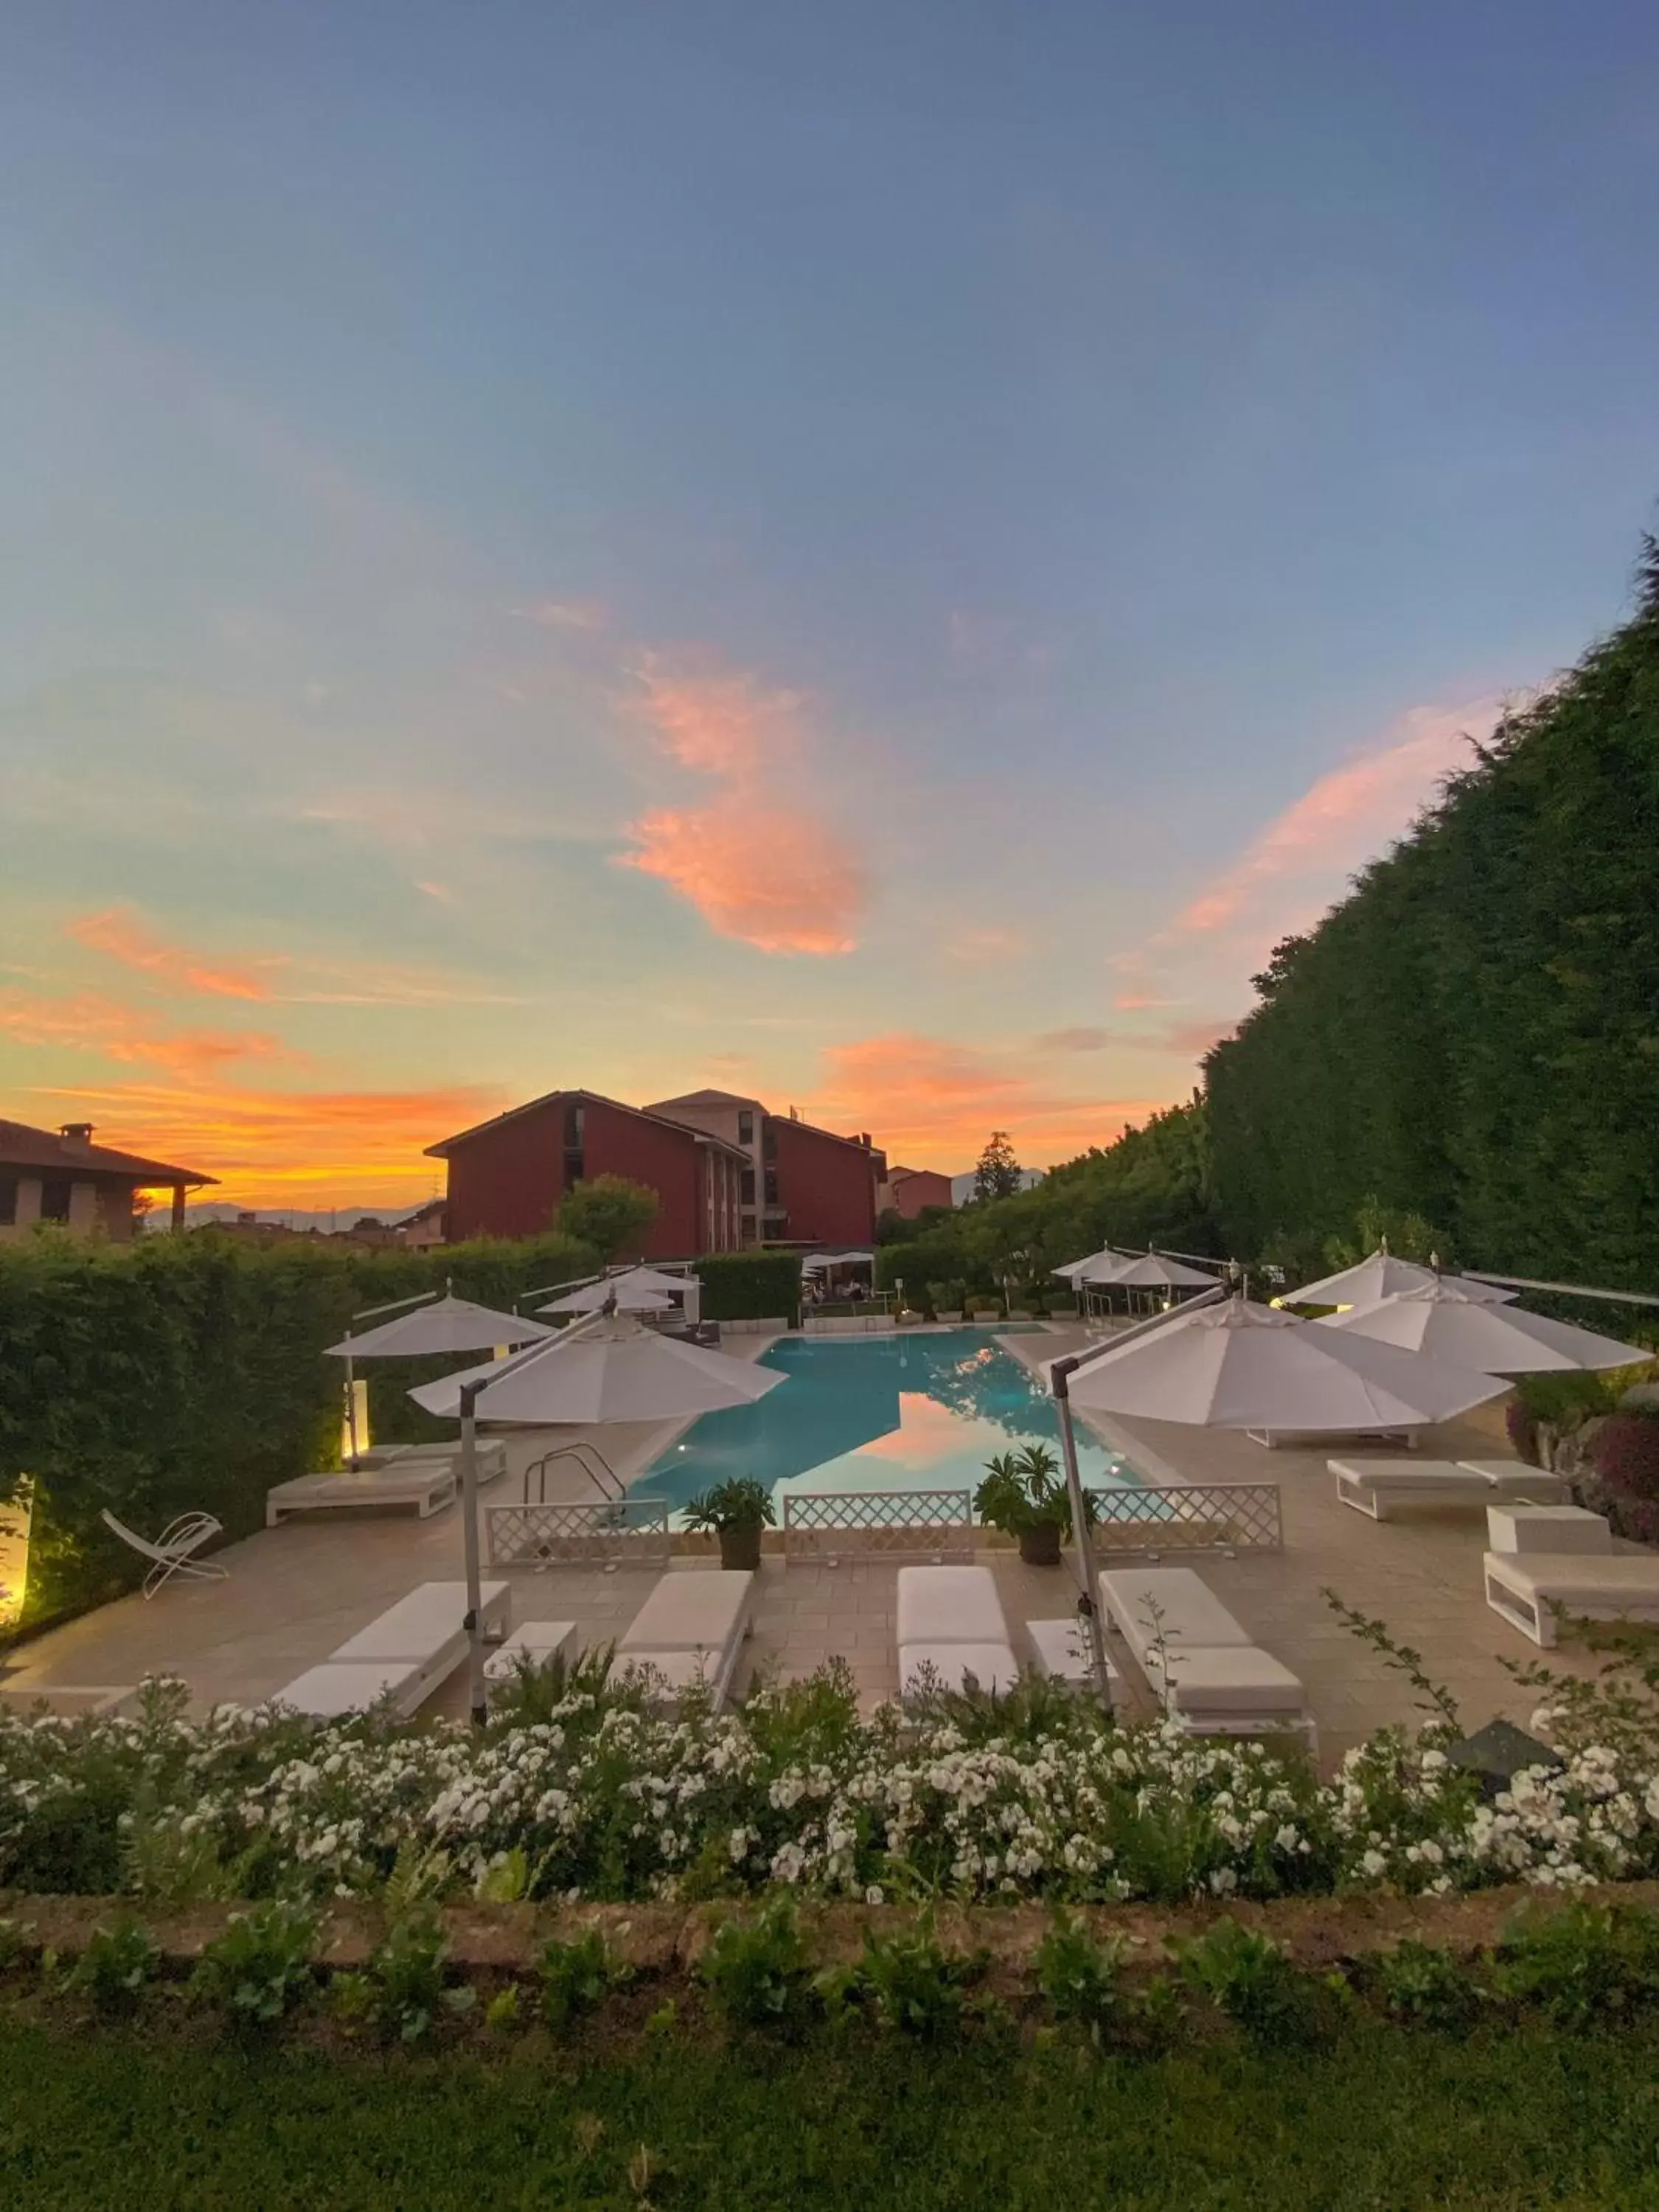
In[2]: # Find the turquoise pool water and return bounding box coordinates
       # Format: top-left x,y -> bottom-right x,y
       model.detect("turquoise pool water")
629,1328 -> 1142,1512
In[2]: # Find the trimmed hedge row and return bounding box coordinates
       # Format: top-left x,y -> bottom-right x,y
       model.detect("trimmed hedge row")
696,1251 -> 801,1326
0,1228 -> 596,1632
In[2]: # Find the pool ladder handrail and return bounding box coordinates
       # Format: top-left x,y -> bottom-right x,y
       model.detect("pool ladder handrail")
521,1442 -> 627,1505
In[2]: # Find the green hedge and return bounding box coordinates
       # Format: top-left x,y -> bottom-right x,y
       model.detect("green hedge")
696,1252 -> 801,1326
0,1228 -> 596,1633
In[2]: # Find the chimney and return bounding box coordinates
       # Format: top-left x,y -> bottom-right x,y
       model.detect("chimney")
59,1122 -> 94,1152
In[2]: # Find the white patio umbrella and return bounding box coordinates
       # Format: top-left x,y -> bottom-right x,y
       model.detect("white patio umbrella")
535,1265 -> 694,1314
324,1290 -> 560,1720
1287,1247 -> 1516,1309
1052,1247 -> 1134,1283
1099,1252 -> 1220,1290
411,1307 -> 785,1721
1318,1281 -> 1649,1375
1063,1294 -> 1510,1433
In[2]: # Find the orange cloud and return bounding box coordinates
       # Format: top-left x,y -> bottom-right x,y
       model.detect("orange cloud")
807,1031 -> 1173,1170
621,800 -> 864,955
631,661 -> 806,779
1113,992 -> 1177,1011
619,654 -> 866,954
17,1076 -> 501,1208
0,990 -> 294,1080
70,908 -> 274,1000
1034,1026 -> 1113,1053
1166,697 -> 1503,939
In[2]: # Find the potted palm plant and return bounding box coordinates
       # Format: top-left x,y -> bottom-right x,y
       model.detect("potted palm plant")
684,1476 -> 776,1571
973,1444 -> 1092,1566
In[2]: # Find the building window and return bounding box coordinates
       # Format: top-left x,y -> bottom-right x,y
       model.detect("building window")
763,1169 -> 779,1208
562,1102 -> 585,1184
740,1168 -> 755,1206
39,1177 -> 72,1222
737,1110 -> 754,1145
0,1175 -> 17,1225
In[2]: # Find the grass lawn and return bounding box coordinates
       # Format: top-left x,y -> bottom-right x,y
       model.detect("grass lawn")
4,2016 -> 1659,2211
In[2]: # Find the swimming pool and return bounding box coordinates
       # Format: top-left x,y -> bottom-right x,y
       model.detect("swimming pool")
628,1328 -> 1143,1514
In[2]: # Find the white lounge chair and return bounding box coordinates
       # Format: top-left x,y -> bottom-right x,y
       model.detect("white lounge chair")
1098,1566 -> 1315,1748
484,1620 -> 578,1683
1026,1616 -> 1118,1700
265,1464 -> 459,1526
1331,1457 -> 1566,1521
276,1579 -> 511,1717
614,1569 -> 756,1709
896,1564 -> 1020,1697
100,1508 -> 227,1599
1483,1551 -> 1659,1648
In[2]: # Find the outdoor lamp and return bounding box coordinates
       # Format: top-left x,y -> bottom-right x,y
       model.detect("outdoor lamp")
1444,1717 -> 1562,1803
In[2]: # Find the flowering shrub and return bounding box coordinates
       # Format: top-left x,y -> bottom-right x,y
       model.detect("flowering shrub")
2,1665 -> 1657,1908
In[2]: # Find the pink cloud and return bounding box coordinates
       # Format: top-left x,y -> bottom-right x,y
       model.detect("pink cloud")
621,799 -> 864,956
69,908 -> 275,1001
807,1030 -> 1173,1168
1166,698 -> 1503,939
512,599 -> 610,633
1113,992 -> 1177,1012
0,989 -> 297,1080
619,653 -> 866,955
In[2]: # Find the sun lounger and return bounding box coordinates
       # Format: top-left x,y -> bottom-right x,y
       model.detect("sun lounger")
614,1569 -> 756,1708
270,1442 -> 509,1524
896,1564 -> 1020,1696
276,1579 -> 510,1717
1026,1616 -> 1118,1700
1483,1551 -> 1659,1648
484,1620 -> 578,1683
1097,1566 -> 1315,1747
1331,1457 -> 1565,1521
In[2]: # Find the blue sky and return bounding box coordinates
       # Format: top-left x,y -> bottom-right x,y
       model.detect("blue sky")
2,2 -> 1655,1202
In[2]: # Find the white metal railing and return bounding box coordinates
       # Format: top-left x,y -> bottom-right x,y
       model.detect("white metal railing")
484,1499 -> 671,1570
781,1489 -> 974,1560
1084,1483 -> 1282,1554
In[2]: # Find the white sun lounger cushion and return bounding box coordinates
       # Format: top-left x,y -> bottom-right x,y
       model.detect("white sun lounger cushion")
1329,1458 -> 1492,1493
1457,1461 -> 1569,1501
1159,1646 -> 1307,1717
899,1640 -> 1020,1697
333,1580 -> 509,1662
616,1570 -> 754,1656
896,1565 -> 1009,1645
1097,1568 -> 1252,1663
1484,1551 -> 1659,1648
276,1660 -> 425,1719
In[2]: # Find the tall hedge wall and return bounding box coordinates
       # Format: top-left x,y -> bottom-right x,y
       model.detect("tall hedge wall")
0,1228 -> 596,1633
696,1251 -> 802,1326
1206,540 -> 1659,1284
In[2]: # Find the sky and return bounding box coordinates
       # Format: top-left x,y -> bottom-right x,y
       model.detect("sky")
2,3 -> 1656,1208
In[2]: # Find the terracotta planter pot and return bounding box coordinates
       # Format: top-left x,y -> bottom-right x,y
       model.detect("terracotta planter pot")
719,1526 -> 764,1571
1018,1523 -> 1062,1568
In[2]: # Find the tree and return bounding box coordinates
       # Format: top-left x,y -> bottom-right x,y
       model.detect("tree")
972,1132 -> 1023,1206
556,1175 -> 658,1263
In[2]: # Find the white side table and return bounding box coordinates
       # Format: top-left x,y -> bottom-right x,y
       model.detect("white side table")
1486,1504 -> 1613,1556
484,1620 -> 579,1683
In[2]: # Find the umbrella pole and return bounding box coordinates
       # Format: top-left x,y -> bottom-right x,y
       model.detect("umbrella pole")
459,1382 -> 487,1728
1050,1369 -> 1113,1712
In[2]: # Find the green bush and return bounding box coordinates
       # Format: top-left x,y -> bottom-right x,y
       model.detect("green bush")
364,1910 -> 475,2044
696,1252 -> 802,1325
1034,1914 -> 1124,2041
0,1229 -> 596,1628
1494,1899 -> 1659,2029
65,1920 -> 160,2014
846,1923 -> 984,2038
699,1900 -> 814,2028
192,1902 -> 319,2025
1370,1940 -> 1481,2030
1171,1919 -> 1312,2042
1594,1412 -> 1659,1505
540,1929 -> 629,2031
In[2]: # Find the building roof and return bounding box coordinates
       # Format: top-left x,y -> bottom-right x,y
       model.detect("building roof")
888,1165 -> 950,1183
0,1117 -> 217,1186
646,1088 -> 764,1112
427,1088 -> 748,1164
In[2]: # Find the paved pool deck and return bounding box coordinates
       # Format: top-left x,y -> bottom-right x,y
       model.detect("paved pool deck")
1,1325 -> 1628,1762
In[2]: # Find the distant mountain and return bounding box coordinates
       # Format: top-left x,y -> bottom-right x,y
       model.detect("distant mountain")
950,1167 -> 1046,1206
166,1203 -> 424,1234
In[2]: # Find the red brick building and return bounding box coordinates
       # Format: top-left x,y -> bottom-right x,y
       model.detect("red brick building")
647,1091 -> 886,1248
428,1089 -> 745,1253
879,1166 -> 955,1220
429,1085 -> 885,1252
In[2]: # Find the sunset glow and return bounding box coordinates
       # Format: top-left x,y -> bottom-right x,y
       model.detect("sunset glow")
3,11 -> 1640,1210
